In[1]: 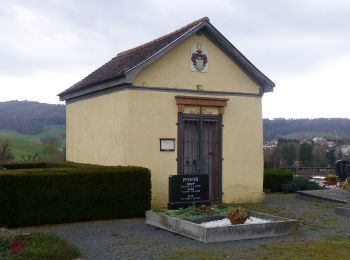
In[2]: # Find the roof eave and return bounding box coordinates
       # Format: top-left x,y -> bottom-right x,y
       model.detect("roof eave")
58,76 -> 128,101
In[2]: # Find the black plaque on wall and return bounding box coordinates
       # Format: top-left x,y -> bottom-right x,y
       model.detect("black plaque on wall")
168,174 -> 210,210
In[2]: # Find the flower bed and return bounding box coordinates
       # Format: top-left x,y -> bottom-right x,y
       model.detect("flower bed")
146,205 -> 297,243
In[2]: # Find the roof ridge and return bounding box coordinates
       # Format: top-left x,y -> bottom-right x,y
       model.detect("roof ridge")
116,17 -> 209,57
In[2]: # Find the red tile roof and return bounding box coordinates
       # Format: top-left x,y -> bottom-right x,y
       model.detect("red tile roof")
60,17 -> 209,96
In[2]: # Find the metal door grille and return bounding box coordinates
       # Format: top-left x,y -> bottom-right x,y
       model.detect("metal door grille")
178,113 -> 222,203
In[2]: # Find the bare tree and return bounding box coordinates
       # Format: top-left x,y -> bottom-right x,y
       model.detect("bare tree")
41,137 -> 60,154
0,139 -> 14,162
21,153 -> 40,162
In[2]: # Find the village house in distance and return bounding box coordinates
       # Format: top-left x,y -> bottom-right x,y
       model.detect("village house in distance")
58,17 -> 275,207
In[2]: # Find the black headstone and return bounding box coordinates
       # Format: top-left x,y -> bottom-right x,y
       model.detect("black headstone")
336,160 -> 350,181
168,174 -> 210,210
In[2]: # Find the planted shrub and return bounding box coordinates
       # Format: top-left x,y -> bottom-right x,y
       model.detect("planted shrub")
227,207 -> 249,225
263,169 -> 293,192
282,177 -> 321,193
0,166 -> 151,227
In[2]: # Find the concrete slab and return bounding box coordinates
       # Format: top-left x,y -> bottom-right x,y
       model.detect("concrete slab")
335,207 -> 350,217
297,189 -> 350,204
145,211 -> 297,243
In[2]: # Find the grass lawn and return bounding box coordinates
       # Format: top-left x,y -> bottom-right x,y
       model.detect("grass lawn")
165,236 -> 350,259
0,125 -> 65,160
257,236 -> 350,259
0,228 -> 81,260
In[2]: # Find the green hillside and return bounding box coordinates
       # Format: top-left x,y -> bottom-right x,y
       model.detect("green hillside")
0,125 -> 65,160
264,118 -> 350,140
30,125 -> 66,144
281,132 -> 337,140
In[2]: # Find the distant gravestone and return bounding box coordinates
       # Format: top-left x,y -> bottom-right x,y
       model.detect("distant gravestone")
168,174 -> 210,210
336,160 -> 350,181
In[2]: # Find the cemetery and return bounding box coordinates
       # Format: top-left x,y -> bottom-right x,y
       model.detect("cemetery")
146,173 -> 297,243
2,161 -> 349,258
3,16 -> 350,259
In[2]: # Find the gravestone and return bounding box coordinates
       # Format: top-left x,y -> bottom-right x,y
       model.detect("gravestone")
336,160 -> 350,181
168,174 -> 210,210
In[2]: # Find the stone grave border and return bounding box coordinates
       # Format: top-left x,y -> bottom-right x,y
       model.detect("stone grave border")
145,210 -> 297,243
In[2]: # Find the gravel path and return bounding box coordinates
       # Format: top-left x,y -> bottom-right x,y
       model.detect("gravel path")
15,194 -> 350,259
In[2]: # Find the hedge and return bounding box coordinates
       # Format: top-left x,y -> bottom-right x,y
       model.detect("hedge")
0,166 -> 151,227
263,169 -> 293,192
0,162 -> 48,169
0,161 -> 94,170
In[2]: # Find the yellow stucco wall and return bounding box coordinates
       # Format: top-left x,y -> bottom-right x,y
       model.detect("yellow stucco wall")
66,32 -> 265,208
66,91 -> 128,165
221,96 -> 264,203
133,34 -> 260,94
126,90 -> 178,208
125,91 -> 264,207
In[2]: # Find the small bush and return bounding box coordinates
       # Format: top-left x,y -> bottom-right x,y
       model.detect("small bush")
227,207 -> 249,224
0,166 -> 151,227
282,177 -> 321,193
264,169 -> 293,192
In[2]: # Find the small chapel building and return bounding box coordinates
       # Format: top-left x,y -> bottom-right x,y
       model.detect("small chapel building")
58,17 -> 275,208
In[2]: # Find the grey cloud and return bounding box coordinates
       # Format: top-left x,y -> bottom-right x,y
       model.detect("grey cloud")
0,0 -> 349,80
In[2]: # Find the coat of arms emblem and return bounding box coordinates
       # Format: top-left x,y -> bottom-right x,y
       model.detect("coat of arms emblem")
191,43 -> 208,72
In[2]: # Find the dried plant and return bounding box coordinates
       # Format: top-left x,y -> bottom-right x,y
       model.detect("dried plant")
195,204 -> 212,215
341,177 -> 349,190
227,207 -> 249,225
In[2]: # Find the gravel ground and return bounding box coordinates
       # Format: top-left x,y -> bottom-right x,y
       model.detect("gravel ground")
15,194 -> 350,259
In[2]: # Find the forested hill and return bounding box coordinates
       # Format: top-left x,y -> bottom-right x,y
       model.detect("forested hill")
1,101 -> 350,142
0,101 -> 65,134
264,118 -> 350,141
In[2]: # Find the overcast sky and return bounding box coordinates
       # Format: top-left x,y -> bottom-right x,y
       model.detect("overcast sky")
1,0 -> 350,118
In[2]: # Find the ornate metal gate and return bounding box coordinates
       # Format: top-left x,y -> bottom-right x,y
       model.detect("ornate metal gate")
177,113 -> 223,203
